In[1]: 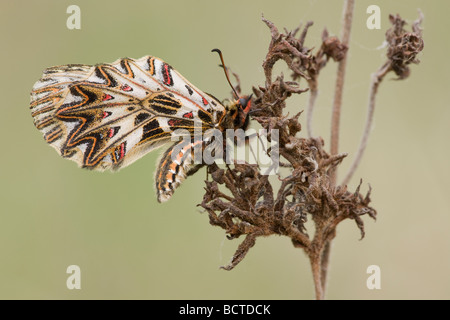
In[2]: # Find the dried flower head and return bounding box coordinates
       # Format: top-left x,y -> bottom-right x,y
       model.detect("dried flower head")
385,12 -> 424,79
320,29 -> 348,63
260,16 -> 347,86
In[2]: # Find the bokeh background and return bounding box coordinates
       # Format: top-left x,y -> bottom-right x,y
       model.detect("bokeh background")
1,0 -> 448,299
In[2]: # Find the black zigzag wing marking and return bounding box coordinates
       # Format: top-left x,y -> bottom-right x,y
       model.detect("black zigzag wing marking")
166,118 -> 197,130
145,93 -> 182,115
65,104 -> 161,168
134,112 -> 151,125
34,114 -> 56,130
30,64 -> 95,153
139,118 -> 167,144
118,58 -> 135,78
197,109 -> 214,125
92,65 -> 119,87
44,125 -> 63,143
185,85 -> 193,95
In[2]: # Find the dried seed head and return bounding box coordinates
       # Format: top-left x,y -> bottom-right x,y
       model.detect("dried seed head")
321,31 -> 348,62
385,12 -> 424,79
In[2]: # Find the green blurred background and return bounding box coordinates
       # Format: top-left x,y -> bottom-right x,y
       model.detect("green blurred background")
1,0 -> 448,299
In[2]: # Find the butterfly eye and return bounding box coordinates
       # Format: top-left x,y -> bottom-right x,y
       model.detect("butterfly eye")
239,97 -> 248,107
238,95 -> 252,113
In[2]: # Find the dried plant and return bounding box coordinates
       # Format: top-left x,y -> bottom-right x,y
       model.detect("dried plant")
200,1 -> 423,300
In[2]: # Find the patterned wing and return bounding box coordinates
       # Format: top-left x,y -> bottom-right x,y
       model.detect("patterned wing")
30,56 -> 226,171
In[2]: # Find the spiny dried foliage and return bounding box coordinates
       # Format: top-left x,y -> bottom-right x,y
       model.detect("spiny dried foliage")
199,17 -> 376,271
260,16 -> 347,90
384,12 -> 424,79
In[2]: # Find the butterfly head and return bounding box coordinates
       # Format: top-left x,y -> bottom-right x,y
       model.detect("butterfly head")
211,49 -> 253,130
236,94 -> 252,129
222,94 -> 252,130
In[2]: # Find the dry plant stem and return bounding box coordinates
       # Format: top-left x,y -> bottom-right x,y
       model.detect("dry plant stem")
322,0 -> 355,298
306,81 -> 318,138
329,0 -> 355,183
309,252 -> 323,300
341,63 -> 390,186
319,239 -> 332,293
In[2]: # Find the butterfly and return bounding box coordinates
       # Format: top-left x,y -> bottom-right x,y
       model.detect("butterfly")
30,50 -> 252,202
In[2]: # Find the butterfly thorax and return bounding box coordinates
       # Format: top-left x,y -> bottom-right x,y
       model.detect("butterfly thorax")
217,96 -> 252,132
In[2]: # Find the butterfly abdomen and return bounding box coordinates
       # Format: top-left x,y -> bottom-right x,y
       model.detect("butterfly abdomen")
155,139 -> 205,202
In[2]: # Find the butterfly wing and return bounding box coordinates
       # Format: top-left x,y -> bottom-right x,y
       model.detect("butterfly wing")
30,56 -> 225,171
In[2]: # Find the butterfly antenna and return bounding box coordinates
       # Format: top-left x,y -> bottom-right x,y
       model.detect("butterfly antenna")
211,48 -> 239,100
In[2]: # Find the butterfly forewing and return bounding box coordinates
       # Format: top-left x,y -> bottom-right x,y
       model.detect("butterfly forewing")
30,56 -> 225,172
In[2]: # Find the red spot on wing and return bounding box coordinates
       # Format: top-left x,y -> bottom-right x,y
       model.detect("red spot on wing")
121,84 -> 132,91
108,128 -> 115,138
102,111 -> 110,119
168,119 -> 181,127
102,94 -> 113,101
183,112 -> 193,119
119,143 -> 125,160
202,97 -> 208,106
164,64 -> 172,86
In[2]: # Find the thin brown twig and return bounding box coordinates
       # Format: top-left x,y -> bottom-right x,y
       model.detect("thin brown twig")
341,63 -> 390,186
319,239 -> 332,294
306,80 -> 318,138
323,0 -> 355,298
329,0 -> 355,184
